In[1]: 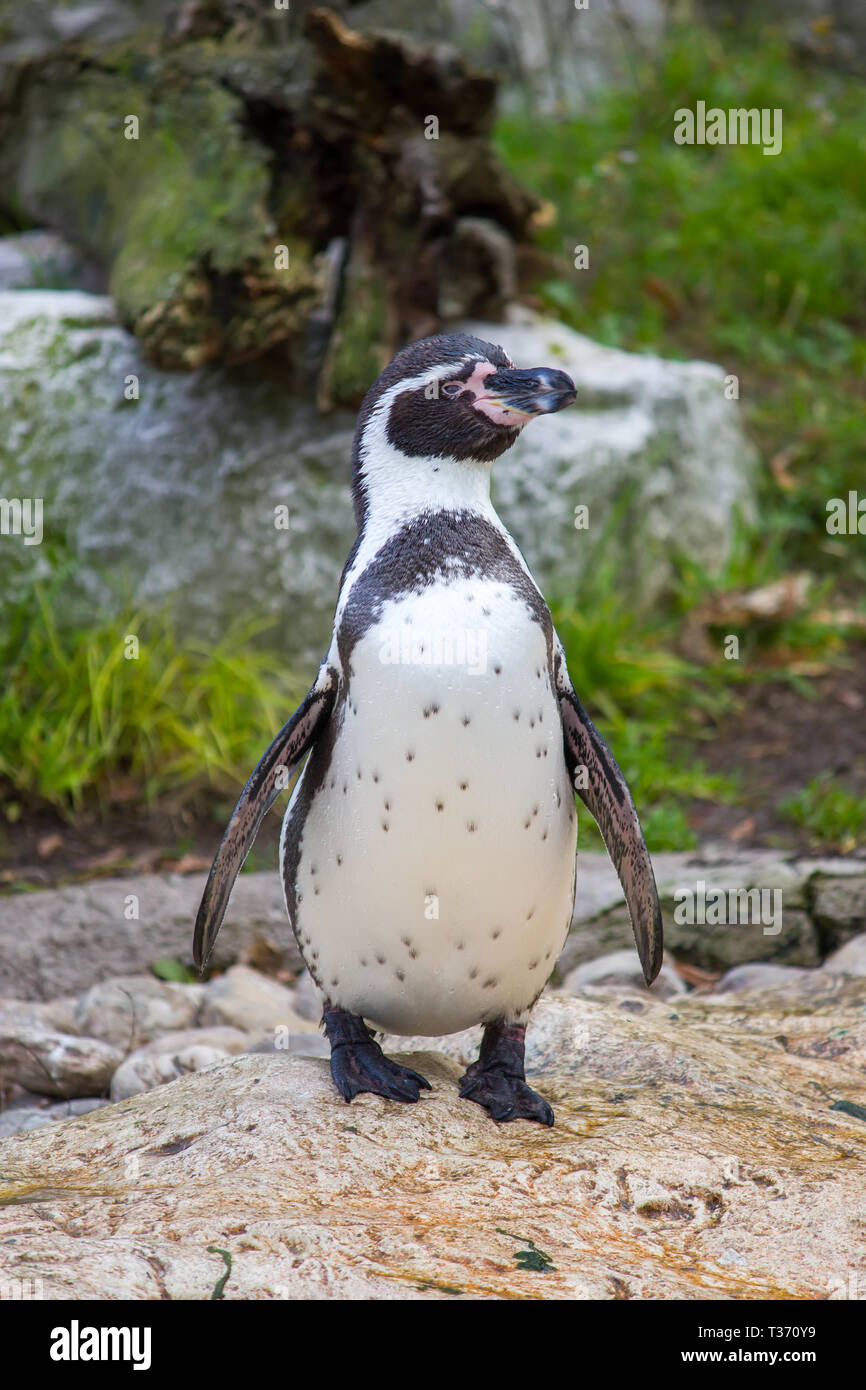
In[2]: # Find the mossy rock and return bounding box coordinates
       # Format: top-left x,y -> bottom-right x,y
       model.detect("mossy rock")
0,6 -> 537,375
0,41 -> 329,369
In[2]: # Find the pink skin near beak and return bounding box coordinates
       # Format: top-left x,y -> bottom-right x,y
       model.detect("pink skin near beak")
462,360 -> 577,427
463,362 -> 533,427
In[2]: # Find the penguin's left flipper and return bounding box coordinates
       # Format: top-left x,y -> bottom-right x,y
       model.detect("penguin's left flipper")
193,663 -> 338,971
555,651 -> 664,986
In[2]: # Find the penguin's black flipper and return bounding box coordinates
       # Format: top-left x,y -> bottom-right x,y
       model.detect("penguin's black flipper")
193,665 -> 338,971
555,652 -> 664,986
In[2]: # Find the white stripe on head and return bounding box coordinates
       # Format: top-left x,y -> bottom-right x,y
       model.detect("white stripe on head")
357,353 -> 496,517
336,355 -> 495,626
330,343 -> 536,654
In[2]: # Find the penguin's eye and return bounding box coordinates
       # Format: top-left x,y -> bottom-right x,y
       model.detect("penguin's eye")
441,382 -> 464,399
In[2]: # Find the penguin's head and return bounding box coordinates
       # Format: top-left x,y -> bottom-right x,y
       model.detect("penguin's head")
357,333 -> 577,469
350,333 -> 577,527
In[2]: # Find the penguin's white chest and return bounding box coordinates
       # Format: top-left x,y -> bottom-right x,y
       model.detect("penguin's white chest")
282,577 -> 577,1034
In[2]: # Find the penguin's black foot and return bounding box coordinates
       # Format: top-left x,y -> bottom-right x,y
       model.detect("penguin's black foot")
323,1005 -> 431,1104
459,1020 -> 554,1127
460,1068 -> 554,1126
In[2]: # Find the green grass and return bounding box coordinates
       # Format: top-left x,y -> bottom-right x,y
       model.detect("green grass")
0,583 -> 307,819
0,559 -> 855,853
0,568 -> 728,849
490,13 -> 866,848
549,496 -> 857,850
494,17 -> 866,589
550,561 -> 737,852
0,553 -> 736,848
780,778 -> 866,852
0,523 -> 854,854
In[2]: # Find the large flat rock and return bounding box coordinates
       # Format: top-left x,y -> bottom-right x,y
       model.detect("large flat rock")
0,992 -> 864,1299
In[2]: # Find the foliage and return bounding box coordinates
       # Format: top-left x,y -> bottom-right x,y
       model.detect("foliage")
494,18 -> 866,587
0,582 -> 307,818
780,778 -> 866,852
494,16 -> 866,848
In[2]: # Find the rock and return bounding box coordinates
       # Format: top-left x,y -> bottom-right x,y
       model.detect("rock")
822,932 -> 866,977
109,1027 -> 251,1101
0,293 -> 757,653
200,965 -> 318,1035
0,0 -> 172,66
0,1025 -> 123,1099
51,1097 -> 109,1120
1,990 -> 866,1298
713,964 -> 822,995
810,873 -> 866,953
0,290 -> 358,656
795,857 -> 866,878
559,950 -> 685,1001
0,1107 -> 53,1139
291,969 -> 323,1023
559,850 -> 820,976
570,851 -> 625,922
671,902 -> 820,972
0,997 -> 80,1036
4,853 -> 855,1009
72,974 -> 205,1047
0,6 -> 534,375
0,230 -> 86,290
0,869 -> 304,1000
0,1097 -> 108,1140
4,855 -> 859,1008
38,996 -> 83,1035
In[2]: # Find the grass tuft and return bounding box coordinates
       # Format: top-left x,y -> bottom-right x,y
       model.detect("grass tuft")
0,583 -> 308,818
780,778 -> 866,853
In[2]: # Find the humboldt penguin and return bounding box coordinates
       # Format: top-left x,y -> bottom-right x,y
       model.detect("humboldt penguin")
194,333 -> 663,1125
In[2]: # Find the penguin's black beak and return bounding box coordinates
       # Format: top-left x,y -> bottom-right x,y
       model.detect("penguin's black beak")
476,366 -> 578,422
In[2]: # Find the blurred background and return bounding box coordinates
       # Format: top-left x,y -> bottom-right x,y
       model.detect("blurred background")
0,0 -> 864,892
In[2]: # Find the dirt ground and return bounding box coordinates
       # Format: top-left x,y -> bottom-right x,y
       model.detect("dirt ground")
684,643 -> 866,853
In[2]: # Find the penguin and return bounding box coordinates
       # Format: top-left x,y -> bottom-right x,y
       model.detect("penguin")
194,333 -> 663,1126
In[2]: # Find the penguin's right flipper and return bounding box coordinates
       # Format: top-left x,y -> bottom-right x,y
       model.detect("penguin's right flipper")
193,664 -> 338,971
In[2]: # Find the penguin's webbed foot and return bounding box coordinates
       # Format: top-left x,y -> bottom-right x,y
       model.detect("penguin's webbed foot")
459,1068 -> 554,1126
331,1044 -> 431,1104
323,1005 -> 431,1104
459,1020 -> 554,1127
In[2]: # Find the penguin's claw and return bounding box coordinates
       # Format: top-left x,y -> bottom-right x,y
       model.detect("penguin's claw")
459,1064 -> 554,1126
330,1041 -> 431,1105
